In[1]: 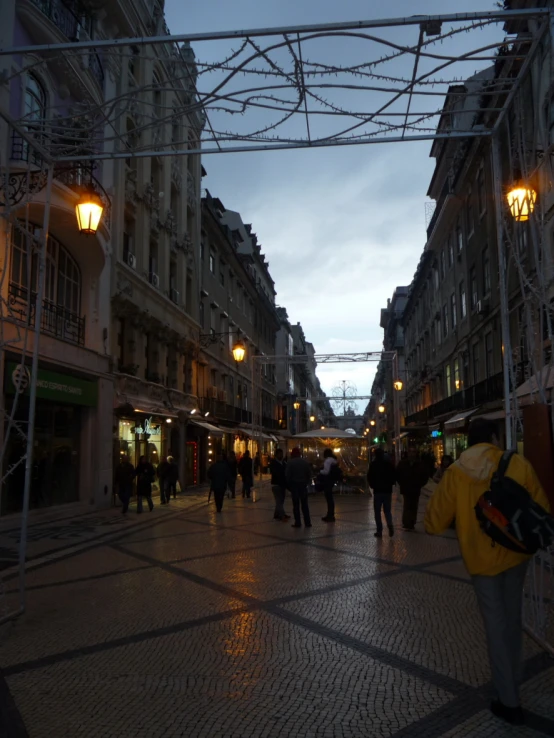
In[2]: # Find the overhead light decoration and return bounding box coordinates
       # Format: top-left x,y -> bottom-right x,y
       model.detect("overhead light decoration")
232,340 -> 246,363
507,184 -> 537,222
75,189 -> 104,234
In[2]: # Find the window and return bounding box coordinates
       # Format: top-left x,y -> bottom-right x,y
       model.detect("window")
473,341 -> 481,384
219,260 -> 225,286
10,223 -> 81,314
445,364 -> 452,397
456,219 -> 463,254
467,186 -> 474,235
459,281 -> 467,319
152,71 -> 163,119
454,358 -> 461,391
149,240 -> 158,280
477,164 -> 486,215
440,249 -> 446,279
450,292 -> 457,331
199,300 -> 204,329
433,266 -> 440,290
200,241 -> 205,261
442,303 -> 448,338
21,74 -> 46,162
470,266 -> 478,309
483,248 -> 491,295
210,305 -> 216,335
209,250 -> 215,274
448,235 -> 455,269
485,332 -> 494,378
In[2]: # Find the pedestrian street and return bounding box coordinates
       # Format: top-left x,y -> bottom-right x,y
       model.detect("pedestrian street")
0,488 -> 553,738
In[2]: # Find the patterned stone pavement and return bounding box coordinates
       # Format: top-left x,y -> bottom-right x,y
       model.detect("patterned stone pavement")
0,487 -> 553,738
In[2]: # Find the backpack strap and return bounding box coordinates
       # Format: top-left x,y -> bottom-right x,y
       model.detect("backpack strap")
495,450 -> 515,480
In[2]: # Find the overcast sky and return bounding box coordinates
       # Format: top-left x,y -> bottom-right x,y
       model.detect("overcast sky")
165,0 -> 503,413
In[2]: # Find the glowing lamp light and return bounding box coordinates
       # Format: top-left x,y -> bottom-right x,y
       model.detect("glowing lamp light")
333,448 -> 341,454
321,425 -> 326,430
507,184 -> 537,222
370,420 -> 376,426
378,404 -> 386,413
393,379 -> 403,391
190,408 -> 197,415
75,190 -> 104,234
309,415 -> 315,422
455,379 -> 461,390
232,340 -> 246,363
166,418 -> 172,424
293,401 -> 301,410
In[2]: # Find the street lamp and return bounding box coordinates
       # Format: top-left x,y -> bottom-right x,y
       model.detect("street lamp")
370,419 -> 376,426
232,340 -> 246,363
293,401 -> 301,410
393,379 -> 403,391
507,183 -> 537,222
75,189 -> 104,234
309,415 -> 315,423
378,404 -> 386,413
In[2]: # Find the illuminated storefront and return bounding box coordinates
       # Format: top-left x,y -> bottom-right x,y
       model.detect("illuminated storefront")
117,414 -> 173,468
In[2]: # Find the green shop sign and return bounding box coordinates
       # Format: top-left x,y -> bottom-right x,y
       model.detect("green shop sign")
5,362 -> 98,407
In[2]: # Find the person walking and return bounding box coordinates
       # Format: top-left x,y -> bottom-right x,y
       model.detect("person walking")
395,446 -> 429,531
115,454 -> 135,514
269,448 -> 289,521
165,455 -> 179,500
285,447 -> 312,528
227,450 -> 238,498
238,449 -> 254,499
425,418 -> 550,726
367,448 -> 396,538
433,454 -> 454,483
208,453 -> 231,513
157,456 -> 170,504
135,455 -> 155,513
320,448 -> 339,522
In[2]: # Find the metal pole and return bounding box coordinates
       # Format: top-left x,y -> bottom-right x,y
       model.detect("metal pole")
491,135 -> 514,449
18,163 -> 54,612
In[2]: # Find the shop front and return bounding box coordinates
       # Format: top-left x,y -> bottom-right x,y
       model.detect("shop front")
2,360 -> 98,515
444,409 -> 477,459
117,414 -> 175,468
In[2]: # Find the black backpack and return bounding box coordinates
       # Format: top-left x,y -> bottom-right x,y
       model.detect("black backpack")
474,451 -> 554,555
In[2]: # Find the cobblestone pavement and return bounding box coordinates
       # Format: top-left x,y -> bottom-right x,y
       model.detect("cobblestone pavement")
0,487 -> 553,738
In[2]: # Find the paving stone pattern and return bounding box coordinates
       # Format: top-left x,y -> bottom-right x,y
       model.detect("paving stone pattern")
0,488 -> 553,737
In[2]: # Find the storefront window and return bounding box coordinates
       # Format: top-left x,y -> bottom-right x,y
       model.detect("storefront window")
118,416 -> 165,468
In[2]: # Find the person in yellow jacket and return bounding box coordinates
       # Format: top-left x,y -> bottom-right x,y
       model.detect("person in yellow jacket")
424,418 -> 549,727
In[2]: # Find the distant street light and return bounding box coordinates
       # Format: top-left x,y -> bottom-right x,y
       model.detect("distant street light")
507,183 -> 537,222
293,401 -> 301,410
370,419 -> 376,426
309,415 -> 315,422
393,379 -> 403,391
378,404 -> 386,413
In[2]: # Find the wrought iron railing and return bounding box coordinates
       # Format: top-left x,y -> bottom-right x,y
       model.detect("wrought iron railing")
8,282 -> 85,346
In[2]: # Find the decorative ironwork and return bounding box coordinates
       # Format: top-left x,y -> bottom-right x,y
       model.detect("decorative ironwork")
8,282 -> 86,346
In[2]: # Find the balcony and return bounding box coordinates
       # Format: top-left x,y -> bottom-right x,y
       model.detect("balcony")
27,0 -> 104,90
405,371 -> 504,426
199,398 -> 281,431
8,282 -> 85,346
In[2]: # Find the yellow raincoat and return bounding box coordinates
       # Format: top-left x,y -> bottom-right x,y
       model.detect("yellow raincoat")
424,443 -> 550,576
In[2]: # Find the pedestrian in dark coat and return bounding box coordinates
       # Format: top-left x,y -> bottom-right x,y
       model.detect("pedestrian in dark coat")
238,450 -> 254,499
285,447 -> 312,528
208,453 -> 231,512
135,456 -> 155,513
165,456 -> 179,500
115,455 -> 135,514
367,448 -> 396,537
395,447 -> 429,530
227,450 -> 238,498
269,449 -> 289,521
157,456 -> 170,504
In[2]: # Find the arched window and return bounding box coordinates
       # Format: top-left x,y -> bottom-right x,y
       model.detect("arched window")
10,223 -> 81,314
18,74 -> 46,162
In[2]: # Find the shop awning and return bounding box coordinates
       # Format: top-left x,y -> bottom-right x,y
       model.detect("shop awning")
230,427 -> 274,441
444,409 -> 478,431
474,410 -> 505,421
189,419 -> 224,436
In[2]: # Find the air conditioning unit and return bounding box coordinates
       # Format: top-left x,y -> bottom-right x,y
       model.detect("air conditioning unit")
170,288 -> 180,304
127,253 -> 136,269
150,273 -> 160,289
218,390 -> 227,402
207,385 -> 218,399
